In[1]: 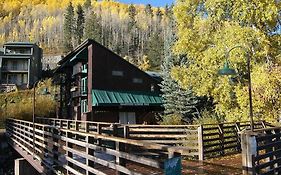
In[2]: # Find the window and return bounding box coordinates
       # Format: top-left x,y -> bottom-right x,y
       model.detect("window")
151,84 -> 155,92
81,99 -> 88,113
81,77 -> 87,94
23,60 -> 28,70
112,70 -> 124,77
22,74 -> 28,84
133,78 -> 143,84
81,64 -> 87,73
8,74 -> 17,84
12,61 -> 17,70
5,47 -> 32,55
2,60 -> 7,70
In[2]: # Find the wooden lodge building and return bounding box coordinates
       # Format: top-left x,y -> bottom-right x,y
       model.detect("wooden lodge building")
55,39 -> 163,124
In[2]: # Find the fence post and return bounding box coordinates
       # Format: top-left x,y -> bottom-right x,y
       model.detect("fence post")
241,131 -> 257,175
97,124 -> 102,146
75,121 -> 79,131
274,129 -> 281,172
66,130 -> 73,174
218,123 -> 224,155
85,122 -> 89,133
261,120 -> 267,128
85,124 -> 94,175
197,125 -> 204,161
52,127 -> 59,169
43,126 -> 48,159
112,124 -> 118,137
235,122 -> 241,151
60,120 -> 63,128
265,130 -> 274,171
115,125 -> 128,175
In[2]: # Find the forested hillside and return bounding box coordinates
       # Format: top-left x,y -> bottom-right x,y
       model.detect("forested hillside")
0,0 -> 173,69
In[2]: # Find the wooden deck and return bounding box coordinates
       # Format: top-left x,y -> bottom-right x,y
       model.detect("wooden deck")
6,118 -> 190,175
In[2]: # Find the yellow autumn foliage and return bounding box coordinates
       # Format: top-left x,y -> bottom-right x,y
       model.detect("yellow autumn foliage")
172,0 -> 281,122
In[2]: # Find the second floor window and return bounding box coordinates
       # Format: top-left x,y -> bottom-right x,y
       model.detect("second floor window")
81,77 -> 88,94
133,78 -> 143,84
81,99 -> 88,113
5,47 -> 32,55
112,70 -> 124,77
12,61 -> 17,70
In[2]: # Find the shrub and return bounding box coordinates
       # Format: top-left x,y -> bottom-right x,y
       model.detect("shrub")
0,79 -> 57,122
192,109 -> 224,125
159,113 -> 184,125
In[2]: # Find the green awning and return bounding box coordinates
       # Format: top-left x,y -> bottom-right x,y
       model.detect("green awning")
92,89 -> 163,107
70,47 -> 88,62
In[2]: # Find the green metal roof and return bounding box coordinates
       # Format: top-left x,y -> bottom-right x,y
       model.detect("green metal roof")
92,89 -> 163,107
70,47 -> 88,62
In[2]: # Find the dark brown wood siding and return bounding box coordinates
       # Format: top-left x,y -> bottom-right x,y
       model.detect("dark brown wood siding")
91,43 -> 160,93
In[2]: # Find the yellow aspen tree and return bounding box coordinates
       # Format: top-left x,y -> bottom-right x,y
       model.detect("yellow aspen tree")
172,0 -> 281,122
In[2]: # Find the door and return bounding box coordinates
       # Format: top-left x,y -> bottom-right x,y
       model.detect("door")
119,112 -> 136,124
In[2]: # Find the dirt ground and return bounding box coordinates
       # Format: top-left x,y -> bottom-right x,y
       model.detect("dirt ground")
182,154 -> 242,175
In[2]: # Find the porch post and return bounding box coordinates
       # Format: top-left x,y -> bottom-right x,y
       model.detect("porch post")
241,131 -> 257,175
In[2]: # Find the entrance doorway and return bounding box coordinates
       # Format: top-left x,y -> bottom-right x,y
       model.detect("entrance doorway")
119,112 -> 136,124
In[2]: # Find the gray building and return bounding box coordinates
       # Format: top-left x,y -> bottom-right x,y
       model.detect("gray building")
42,55 -> 62,71
0,42 -> 42,91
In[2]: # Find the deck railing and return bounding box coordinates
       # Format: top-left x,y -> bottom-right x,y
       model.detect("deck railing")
125,124 -> 202,160
241,127 -> 281,175
35,118 -> 273,161
6,118 -> 187,175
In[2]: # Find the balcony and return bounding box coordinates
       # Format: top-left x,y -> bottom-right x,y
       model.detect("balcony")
71,87 -> 87,98
72,64 -> 87,76
1,66 -> 28,72
5,47 -> 32,56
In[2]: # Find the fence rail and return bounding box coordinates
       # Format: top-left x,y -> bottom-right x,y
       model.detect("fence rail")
202,121 -> 269,159
6,118 -> 188,175
125,121 -> 271,160
35,118 -> 273,161
126,124 -> 202,159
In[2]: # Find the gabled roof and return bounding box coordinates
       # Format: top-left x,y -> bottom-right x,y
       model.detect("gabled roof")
55,39 -> 93,73
55,39 -> 155,83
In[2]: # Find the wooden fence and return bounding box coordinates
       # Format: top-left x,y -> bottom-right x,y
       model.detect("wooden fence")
241,127 -> 281,175
201,121 -> 270,159
125,124 -> 202,160
35,117 -> 119,136
35,118 -> 273,160
126,121 -> 272,160
6,118 -> 188,175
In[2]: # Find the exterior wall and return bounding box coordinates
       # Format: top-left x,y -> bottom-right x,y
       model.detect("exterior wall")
0,43 -> 42,90
92,111 -> 119,123
42,55 -> 62,70
91,110 -> 157,124
91,43 -> 160,93
56,40 -> 163,122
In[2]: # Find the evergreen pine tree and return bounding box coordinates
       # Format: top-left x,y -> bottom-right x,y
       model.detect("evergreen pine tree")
84,9 -> 102,43
128,4 -> 136,31
160,16 -> 198,123
145,4 -> 153,17
83,0 -> 92,10
127,4 -> 138,59
145,4 -> 153,36
76,4 -> 85,44
63,2 -> 74,52
147,33 -> 164,69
